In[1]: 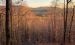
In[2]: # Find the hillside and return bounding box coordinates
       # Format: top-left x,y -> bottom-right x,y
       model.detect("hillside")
0,6 -> 75,45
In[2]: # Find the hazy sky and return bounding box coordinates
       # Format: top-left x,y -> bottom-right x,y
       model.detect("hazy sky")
12,0 -> 65,8
0,0 -> 6,5
26,0 -> 51,8
0,0 -> 63,7
0,0 -> 75,8
12,0 -> 75,8
26,0 -> 75,8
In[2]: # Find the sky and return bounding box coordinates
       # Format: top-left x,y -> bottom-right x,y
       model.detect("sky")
0,0 -> 75,8
12,0 -> 52,7
0,0 -> 6,6
26,0 -> 75,8
12,0 -> 65,8
26,0 -> 51,8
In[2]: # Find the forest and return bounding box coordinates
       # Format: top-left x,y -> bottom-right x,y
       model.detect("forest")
0,0 -> 75,45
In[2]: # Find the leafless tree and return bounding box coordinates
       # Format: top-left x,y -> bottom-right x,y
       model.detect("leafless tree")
51,0 -> 59,42
6,0 -> 12,45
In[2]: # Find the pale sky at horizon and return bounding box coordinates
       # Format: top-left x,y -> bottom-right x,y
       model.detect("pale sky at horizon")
26,0 -> 51,8
25,0 -> 75,8
0,0 -> 75,8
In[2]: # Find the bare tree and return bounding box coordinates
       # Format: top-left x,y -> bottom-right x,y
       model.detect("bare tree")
6,0 -> 12,45
63,0 -> 72,44
51,0 -> 59,42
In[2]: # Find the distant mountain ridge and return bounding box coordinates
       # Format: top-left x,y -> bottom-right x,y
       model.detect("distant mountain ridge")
31,7 -> 62,15
0,6 -> 75,16
31,7 -> 75,16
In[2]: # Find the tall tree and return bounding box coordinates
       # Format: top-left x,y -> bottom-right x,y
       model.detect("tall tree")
51,0 -> 59,42
6,0 -> 12,45
63,0 -> 72,44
